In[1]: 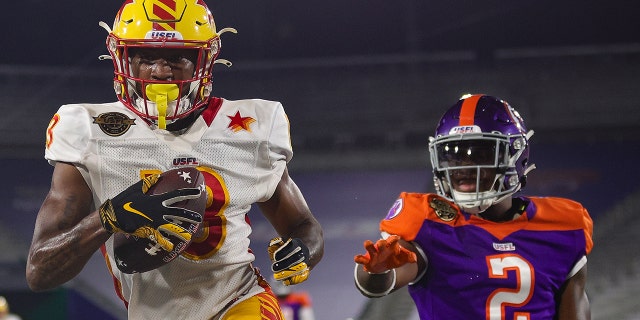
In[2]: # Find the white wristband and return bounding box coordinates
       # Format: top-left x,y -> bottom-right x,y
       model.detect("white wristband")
354,264 -> 397,297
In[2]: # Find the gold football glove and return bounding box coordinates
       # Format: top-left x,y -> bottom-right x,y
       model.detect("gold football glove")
268,237 -> 311,285
99,174 -> 203,251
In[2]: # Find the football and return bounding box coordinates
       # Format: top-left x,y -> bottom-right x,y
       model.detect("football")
112,167 -> 207,274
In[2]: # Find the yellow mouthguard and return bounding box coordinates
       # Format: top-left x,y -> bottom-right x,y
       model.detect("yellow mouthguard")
145,84 -> 179,129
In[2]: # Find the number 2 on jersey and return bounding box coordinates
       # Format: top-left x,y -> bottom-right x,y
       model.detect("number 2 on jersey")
486,254 -> 534,320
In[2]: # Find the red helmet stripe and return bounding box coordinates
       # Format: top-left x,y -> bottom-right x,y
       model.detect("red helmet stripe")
459,94 -> 482,126
158,0 -> 177,10
152,1 -> 177,19
152,0 -> 179,29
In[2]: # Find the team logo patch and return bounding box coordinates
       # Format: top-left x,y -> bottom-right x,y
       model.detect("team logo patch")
384,199 -> 403,220
93,112 -> 136,136
227,111 -> 255,132
429,198 -> 457,222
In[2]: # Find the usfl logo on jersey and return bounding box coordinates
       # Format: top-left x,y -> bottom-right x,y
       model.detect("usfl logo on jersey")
172,157 -> 200,166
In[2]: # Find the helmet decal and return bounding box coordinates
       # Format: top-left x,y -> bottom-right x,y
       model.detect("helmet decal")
458,94 -> 482,126
144,0 -> 184,23
449,125 -> 481,135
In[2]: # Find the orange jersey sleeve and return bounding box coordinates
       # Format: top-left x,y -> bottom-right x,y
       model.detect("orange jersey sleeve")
379,192 -> 458,241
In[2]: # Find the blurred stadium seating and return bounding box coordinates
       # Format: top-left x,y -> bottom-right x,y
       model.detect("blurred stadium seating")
1,2 -> 639,317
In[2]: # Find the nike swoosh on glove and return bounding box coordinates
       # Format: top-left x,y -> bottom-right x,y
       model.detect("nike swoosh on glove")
99,174 -> 203,251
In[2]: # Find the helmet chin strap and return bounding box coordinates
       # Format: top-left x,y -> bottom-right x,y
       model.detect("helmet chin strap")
145,84 -> 179,129
449,171 -> 507,214
451,189 -> 494,214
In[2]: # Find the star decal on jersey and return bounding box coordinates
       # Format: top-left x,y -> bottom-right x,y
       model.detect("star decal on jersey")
227,111 -> 256,132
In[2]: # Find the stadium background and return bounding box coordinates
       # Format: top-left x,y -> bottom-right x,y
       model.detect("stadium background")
1,0 -> 639,319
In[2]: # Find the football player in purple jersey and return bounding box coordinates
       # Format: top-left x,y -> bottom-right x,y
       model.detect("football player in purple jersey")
355,94 -> 592,319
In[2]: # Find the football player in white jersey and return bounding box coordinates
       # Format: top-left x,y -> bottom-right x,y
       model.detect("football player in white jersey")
26,1 -> 324,319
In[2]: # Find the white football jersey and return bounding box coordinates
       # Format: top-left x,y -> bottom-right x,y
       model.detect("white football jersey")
44,98 -> 292,319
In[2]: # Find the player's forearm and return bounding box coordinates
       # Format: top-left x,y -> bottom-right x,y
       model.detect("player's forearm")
556,266 -> 591,320
556,293 -> 590,320
354,263 -> 397,297
289,218 -> 324,268
354,253 -> 421,298
26,211 -> 110,291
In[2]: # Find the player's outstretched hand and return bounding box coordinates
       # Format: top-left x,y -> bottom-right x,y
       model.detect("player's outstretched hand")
268,237 -> 311,285
99,174 -> 203,251
354,235 -> 417,273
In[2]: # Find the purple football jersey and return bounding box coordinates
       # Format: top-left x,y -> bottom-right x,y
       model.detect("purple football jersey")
380,193 -> 593,319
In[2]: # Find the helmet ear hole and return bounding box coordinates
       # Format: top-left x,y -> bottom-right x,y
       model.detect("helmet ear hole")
520,175 -> 528,189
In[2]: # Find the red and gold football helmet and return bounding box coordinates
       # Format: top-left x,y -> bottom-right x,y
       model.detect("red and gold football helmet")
101,0 -> 236,130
